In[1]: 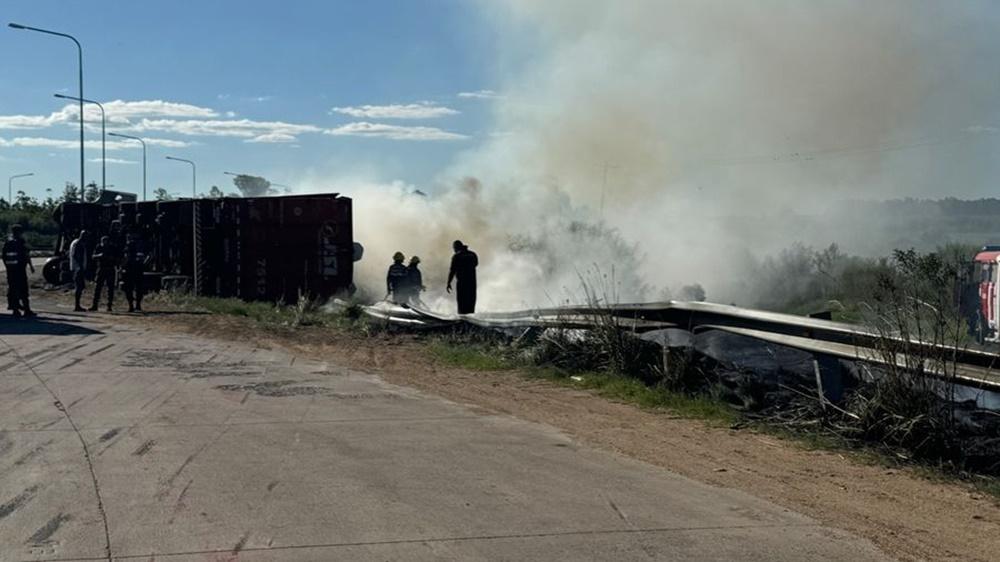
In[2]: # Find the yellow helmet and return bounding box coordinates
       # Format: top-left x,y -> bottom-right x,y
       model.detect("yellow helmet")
393,251 -> 405,262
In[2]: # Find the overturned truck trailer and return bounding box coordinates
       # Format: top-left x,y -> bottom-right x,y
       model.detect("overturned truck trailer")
46,193 -> 363,303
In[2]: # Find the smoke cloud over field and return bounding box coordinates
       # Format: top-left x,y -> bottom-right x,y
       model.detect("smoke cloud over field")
333,1 -> 1000,309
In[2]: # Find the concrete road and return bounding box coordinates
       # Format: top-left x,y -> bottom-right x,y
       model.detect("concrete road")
0,305 -> 890,561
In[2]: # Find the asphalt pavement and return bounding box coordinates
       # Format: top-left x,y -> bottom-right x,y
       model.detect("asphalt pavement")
0,301 -> 891,561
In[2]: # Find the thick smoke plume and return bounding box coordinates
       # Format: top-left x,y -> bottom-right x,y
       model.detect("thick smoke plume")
326,1 -> 1000,309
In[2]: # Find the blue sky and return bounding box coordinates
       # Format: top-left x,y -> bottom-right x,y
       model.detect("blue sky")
1,0 -> 505,200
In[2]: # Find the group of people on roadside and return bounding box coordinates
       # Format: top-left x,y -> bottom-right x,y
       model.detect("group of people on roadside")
386,239 -> 479,314
67,225 -> 149,313
4,222 -> 150,319
386,252 -> 425,308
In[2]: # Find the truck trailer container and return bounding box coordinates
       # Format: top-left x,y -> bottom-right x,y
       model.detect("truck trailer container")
44,193 -> 362,303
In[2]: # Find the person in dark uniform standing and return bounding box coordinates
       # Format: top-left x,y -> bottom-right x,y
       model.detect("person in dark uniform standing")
3,225 -> 36,318
405,255 -> 426,308
386,251 -> 409,304
447,240 -> 479,314
122,233 -> 148,313
89,235 -> 118,312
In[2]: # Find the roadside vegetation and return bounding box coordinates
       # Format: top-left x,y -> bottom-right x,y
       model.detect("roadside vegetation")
0,188 -> 66,251
741,242 -> 979,321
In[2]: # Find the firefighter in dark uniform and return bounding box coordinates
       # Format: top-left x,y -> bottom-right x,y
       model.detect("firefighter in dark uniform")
89,235 -> 118,312
447,240 -> 479,314
386,251 -> 409,304
122,233 -> 148,313
3,224 -> 36,318
405,255 -> 426,307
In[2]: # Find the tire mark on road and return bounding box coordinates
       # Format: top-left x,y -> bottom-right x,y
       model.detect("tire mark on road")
27,512 -> 71,544
10,439 -> 54,468
0,336 -> 113,561
133,439 -> 156,456
59,357 -> 86,370
0,431 -> 11,456
27,340 -> 91,368
156,412 -> 235,500
232,531 -> 250,555
86,343 -> 116,357
98,428 -> 121,442
167,478 -> 194,525
0,485 -> 40,520
0,360 -> 24,373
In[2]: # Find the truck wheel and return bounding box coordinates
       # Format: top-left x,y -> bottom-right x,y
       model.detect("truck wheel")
42,257 -> 66,285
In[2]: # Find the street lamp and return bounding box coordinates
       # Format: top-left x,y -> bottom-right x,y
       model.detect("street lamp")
109,132 -> 146,201
166,156 -> 196,197
167,156 -> 199,296
7,173 -> 33,205
55,93 -> 104,191
9,23 -> 85,191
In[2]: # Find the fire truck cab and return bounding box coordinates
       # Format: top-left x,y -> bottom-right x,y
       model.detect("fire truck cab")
972,245 -> 1000,343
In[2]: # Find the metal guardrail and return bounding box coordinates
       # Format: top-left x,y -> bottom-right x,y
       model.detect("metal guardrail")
356,300 -> 1000,392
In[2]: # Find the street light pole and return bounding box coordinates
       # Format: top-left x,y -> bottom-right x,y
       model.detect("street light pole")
9,23 -> 85,191
166,156 -> 196,197
55,93 -> 105,192
166,156 -> 199,296
7,173 -> 34,205
109,132 -> 146,201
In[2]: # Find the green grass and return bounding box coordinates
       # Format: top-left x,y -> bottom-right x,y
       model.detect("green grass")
149,291 -> 353,329
428,341 -> 518,371
427,339 -> 736,425
534,369 -> 737,425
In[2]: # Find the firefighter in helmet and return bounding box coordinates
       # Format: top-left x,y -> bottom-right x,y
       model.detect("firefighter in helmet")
386,251 -> 408,303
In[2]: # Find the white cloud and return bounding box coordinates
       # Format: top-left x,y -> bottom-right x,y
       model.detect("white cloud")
129,118 -> 321,140
966,125 -> 999,135
324,122 -> 468,141
458,89 -> 501,99
0,115 -> 55,129
89,157 -> 137,165
245,132 -> 297,143
331,102 -> 459,120
0,136 -> 189,150
0,100 -> 219,130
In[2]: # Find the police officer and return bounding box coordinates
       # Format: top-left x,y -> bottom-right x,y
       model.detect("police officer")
3,224 -> 36,318
386,251 -> 408,304
89,235 -> 118,312
122,232 -> 148,313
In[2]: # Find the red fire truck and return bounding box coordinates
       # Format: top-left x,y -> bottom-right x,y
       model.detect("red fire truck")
971,245 -> 1000,343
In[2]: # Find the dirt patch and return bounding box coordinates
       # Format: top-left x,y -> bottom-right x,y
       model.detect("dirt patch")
83,304 -> 1000,561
